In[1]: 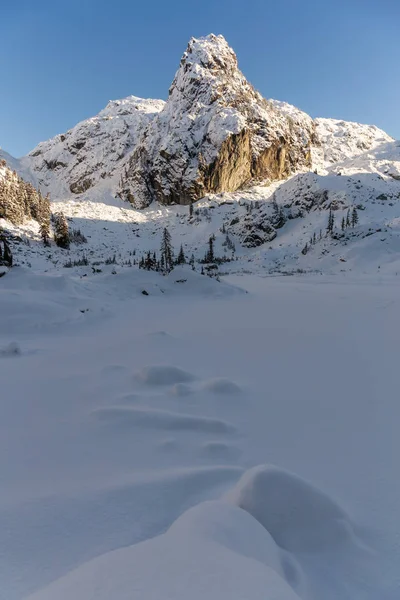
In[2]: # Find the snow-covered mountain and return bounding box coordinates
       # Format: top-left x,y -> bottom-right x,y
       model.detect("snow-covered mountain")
118,34 -> 315,208
0,33 -> 399,277
13,34 -> 393,209
26,96 -> 165,203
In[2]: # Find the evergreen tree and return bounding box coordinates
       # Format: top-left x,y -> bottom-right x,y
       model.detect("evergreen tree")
40,220 -> 51,246
143,251 -> 156,270
327,208 -> 335,234
301,242 -> 309,255
346,209 -> 351,228
0,165 -> 50,226
160,227 -> 174,273
189,201 -> 193,218
205,234 -> 215,263
312,232 -> 316,245
351,207 -> 359,228
54,212 -> 70,248
341,216 -> 345,231
272,193 -> 279,214
176,244 -> 186,265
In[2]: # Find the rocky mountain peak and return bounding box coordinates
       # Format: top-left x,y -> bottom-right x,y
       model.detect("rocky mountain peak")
118,35 -> 315,208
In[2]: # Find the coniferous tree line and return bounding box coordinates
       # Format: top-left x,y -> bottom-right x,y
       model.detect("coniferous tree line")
139,227 -> 178,274
327,206 -> 359,237
0,160 -> 51,228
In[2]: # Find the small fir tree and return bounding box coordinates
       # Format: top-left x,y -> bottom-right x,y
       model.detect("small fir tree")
160,227 -> 174,273
351,207 -> 359,228
54,212 -> 70,249
327,208 -> 335,234
176,244 -> 186,265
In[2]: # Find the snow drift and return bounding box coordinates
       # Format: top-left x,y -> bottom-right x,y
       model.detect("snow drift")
25,465 -> 374,600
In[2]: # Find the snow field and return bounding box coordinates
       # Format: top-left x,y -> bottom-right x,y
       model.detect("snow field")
0,269 -> 399,599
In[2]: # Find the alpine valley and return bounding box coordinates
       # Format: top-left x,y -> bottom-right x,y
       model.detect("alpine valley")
1,34 -> 400,600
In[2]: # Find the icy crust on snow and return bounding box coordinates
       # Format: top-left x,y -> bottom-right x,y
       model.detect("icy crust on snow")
25,96 -> 165,201
26,465 -> 372,600
120,34 -> 315,207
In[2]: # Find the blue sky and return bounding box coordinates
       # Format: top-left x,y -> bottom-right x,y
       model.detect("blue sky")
1,0 -> 399,156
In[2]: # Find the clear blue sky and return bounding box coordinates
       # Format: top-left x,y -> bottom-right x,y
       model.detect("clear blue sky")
1,0 -> 399,157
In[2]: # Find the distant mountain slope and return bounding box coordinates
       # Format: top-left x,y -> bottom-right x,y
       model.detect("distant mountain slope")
269,99 -> 394,171
25,96 -> 165,204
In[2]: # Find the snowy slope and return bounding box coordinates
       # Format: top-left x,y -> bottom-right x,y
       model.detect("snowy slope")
312,117 -> 394,171
269,99 -> 394,171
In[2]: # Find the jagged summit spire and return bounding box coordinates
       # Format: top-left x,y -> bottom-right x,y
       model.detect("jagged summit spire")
180,34 -> 238,72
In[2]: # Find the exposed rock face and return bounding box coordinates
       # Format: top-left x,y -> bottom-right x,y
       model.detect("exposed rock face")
26,96 -> 165,200
119,34 -> 316,208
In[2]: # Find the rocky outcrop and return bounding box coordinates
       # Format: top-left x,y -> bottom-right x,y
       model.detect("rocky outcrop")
118,34 -> 316,208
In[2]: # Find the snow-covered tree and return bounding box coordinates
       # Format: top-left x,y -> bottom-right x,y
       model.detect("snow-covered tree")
54,212 -> 70,249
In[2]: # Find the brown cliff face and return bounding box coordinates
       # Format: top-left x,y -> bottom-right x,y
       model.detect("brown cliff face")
119,35 -> 315,208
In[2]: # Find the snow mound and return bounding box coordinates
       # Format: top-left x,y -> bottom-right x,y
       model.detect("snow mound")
135,365 -> 196,385
22,466 -> 379,600
91,406 -> 236,434
25,500 -> 302,600
202,377 -> 241,394
225,465 -> 355,552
